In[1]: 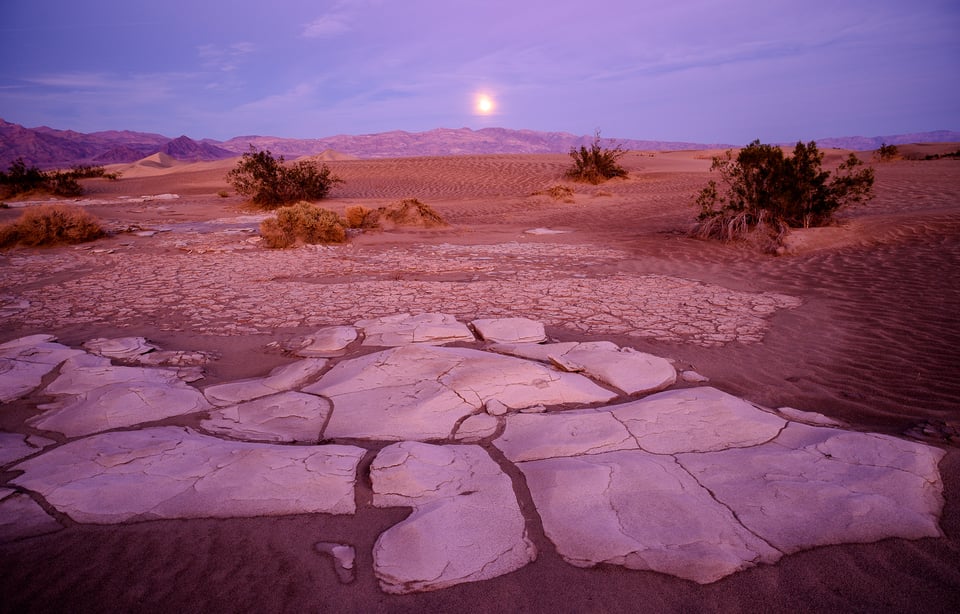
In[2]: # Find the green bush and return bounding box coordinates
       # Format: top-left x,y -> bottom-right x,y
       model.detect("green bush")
227,147 -> 343,207
565,132 -> 628,184
694,140 -> 874,244
0,204 -> 104,248
259,201 -> 346,248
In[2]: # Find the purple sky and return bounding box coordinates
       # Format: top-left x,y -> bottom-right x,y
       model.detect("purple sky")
2,0 -> 957,143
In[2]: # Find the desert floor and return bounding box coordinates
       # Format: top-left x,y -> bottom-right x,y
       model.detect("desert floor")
1,149 -> 959,612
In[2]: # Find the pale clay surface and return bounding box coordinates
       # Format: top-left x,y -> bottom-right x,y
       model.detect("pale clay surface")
0,315 -> 947,591
285,326 -> 359,357
203,358 -> 328,406
11,426 -> 366,523
200,391 -> 332,443
356,312 -> 475,346
303,344 -> 616,441
370,442 -> 537,594
470,317 -> 547,344
496,340 -> 678,395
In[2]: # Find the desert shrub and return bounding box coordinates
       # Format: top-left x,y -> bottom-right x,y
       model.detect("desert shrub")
565,131 -> 628,184
0,204 -> 104,248
0,159 -> 111,198
47,171 -> 83,197
876,143 -> 899,162
68,165 -> 110,179
534,185 -> 575,202
344,204 -> 379,229
378,198 -> 447,228
922,149 -> 960,160
0,158 -> 47,198
259,201 -> 346,248
227,147 -> 343,207
693,140 -> 874,245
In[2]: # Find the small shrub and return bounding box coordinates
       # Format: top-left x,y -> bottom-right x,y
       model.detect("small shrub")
0,204 -> 104,248
378,198 -> 447,228
227,146 -> 343,207
259,201 -> 346,249
217,190 -> 230,198
922,149 -> 960,161
694,140 -> 874,246
534,185 -> 575,203
565,131 -> 628,184
876,143 -> 899,162
47,172 -> 83,197
344,204 -> 379,229
68,165 -> 108,179
0,158 -> 46,198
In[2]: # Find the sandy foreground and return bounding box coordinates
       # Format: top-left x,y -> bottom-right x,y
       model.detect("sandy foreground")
1,150 -> 959,612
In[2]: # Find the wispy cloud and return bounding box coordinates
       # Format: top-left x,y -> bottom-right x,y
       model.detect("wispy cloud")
197,42 -> 255,72
301,14 -> 351,38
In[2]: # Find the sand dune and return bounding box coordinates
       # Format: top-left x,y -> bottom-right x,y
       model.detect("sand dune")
1,151 -> 958,612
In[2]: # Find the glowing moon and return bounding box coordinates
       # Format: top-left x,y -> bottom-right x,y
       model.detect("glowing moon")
475,94 -> 495,115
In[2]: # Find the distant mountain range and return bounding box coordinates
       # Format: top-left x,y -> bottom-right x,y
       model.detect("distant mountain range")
1,118 -> 957,169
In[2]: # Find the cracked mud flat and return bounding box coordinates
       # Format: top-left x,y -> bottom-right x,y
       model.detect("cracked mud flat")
1,153 -> 959,612
0,322 -> 947,591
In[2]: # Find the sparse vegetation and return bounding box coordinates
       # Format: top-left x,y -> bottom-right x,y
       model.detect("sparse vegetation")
342,199 -> 447,232
693,140 -> 874,247
377,198 -> 447,228
227,146 -> 343,207
876,143 -> 899,162
259,201 -> 346,248
344,204 -> 379,229
0,204 -> 104,248
922,149 -> 960,160
565,131 -> 628,184
0,159 -> 117,199
534,185 -> 575,203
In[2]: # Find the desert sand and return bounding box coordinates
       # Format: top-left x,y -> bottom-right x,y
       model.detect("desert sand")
1,149 -> 959,612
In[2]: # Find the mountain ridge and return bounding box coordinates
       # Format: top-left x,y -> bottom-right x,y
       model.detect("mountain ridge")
1,118 -> 957,169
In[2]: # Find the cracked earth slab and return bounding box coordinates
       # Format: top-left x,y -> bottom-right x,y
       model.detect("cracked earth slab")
202,358 -> 328,406
676,422 -> 947,553
200,391 -> 332,443
29,380 -> 212,438
493,340 -> 677,395
0,336 -> 85,402
470,317 -> 547,344
11,426 -> 366,523
0,432 -> 55,466
303,344 -> 616,441
518,451 -> 782,584
370,441 -> 536,594
356,313 -> 475,346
